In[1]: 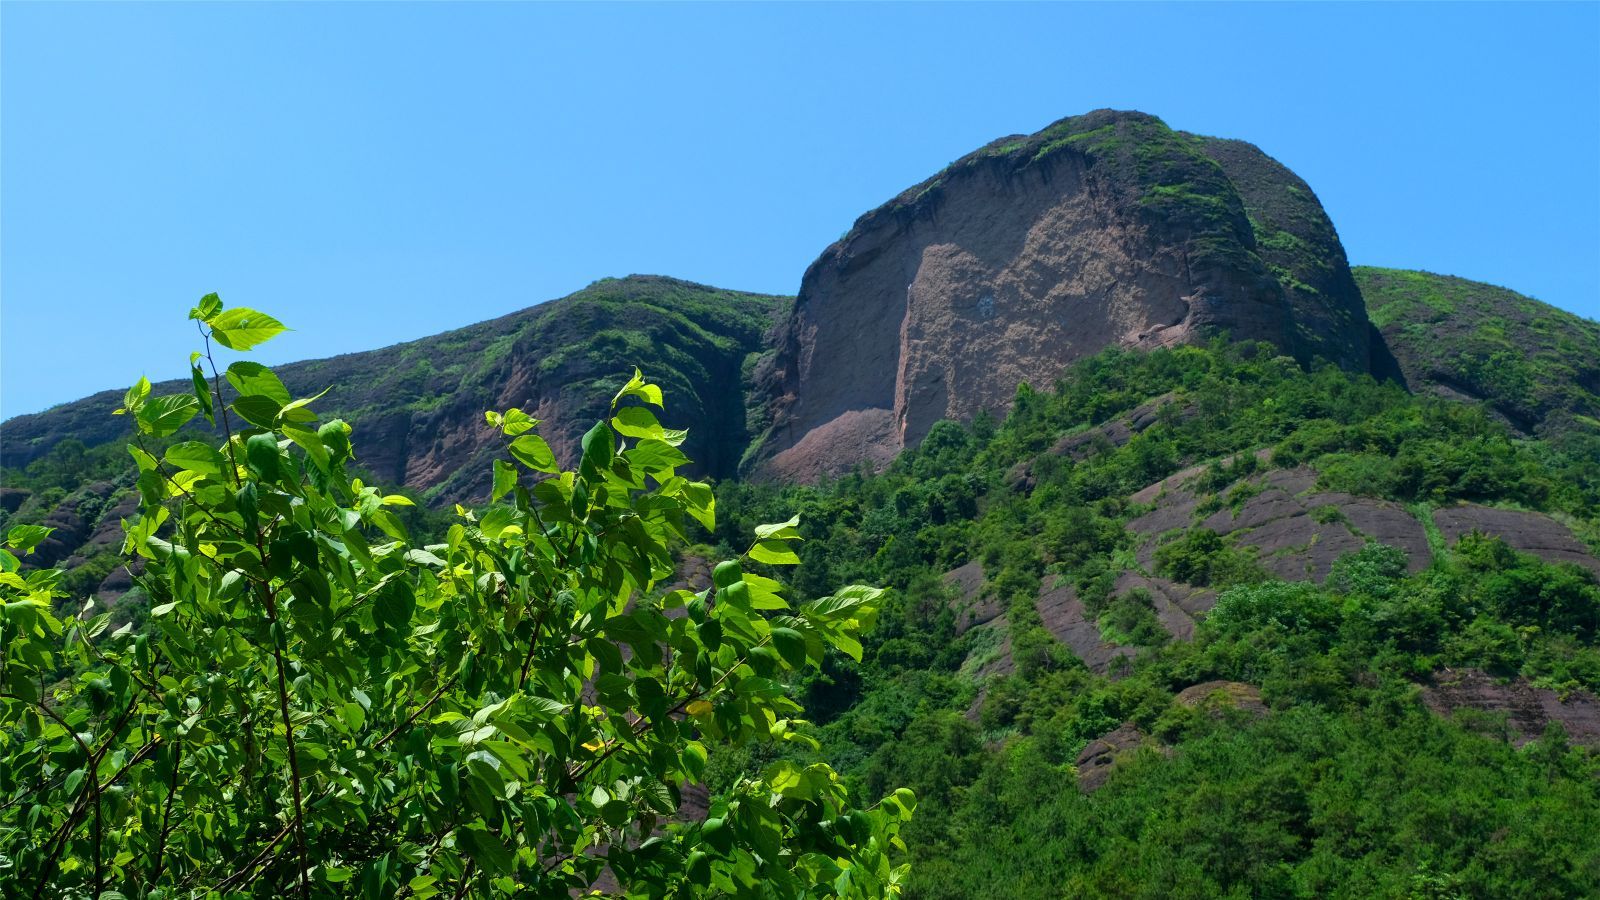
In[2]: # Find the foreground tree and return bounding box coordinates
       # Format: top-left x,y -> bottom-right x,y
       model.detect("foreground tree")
0,297 -> 912,898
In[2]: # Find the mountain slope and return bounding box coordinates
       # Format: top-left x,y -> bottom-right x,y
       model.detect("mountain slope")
1356,266 -> 1600,436
2,276 -> 790,502
749,110 -> 1377,482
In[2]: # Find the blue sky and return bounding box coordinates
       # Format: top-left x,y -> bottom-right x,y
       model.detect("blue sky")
3,2 -> 1597,417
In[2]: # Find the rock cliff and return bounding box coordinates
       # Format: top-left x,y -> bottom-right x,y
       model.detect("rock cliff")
750,110 -> 1376,481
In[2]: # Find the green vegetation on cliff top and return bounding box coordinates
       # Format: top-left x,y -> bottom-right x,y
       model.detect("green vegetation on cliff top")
1357,266 -> 1600,436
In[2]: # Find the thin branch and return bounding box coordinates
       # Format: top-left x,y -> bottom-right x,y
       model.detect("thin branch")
148,740 -> 184,884
375,669 -> 462,750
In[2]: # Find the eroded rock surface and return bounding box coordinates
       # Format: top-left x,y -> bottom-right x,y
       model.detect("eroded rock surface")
1422,669 -> 1600,747
1076,723 -> 1151,793
942,561 -> 1001,634
1174,680 -> 1267,717
752,110 -> 1376,481
1130,465 -> 1432,582
1433,505 -> 1600,575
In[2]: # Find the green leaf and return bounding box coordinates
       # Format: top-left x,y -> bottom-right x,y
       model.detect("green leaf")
612,406 -> 665,440
755,515 -> 803,541
508,434 -> 558,473
491,459 -> 517,502
369,508 -> 408,542
479,506 -> 518,541
136,395 -> 201,437
190,365 -> 215,424
231,394 -> 283,430
500,407 -> 538,436
611,367 -> 664,409
6,525 -> 52,554
278,386 -> 330,422
457,823 -> 514,876
117,376 -> 151,415
580,421 -> 614,478
245,432 -> 280,482
127,444 -> 159,474
624,439 -> 689,476
770,627 -> 808,668
189,291 -> 223,321
683,481 -> 715,531
225,361 -> 291,405
164,441 -> 226,477
208,307 -> 288,350
281,425 -> 330,471
748,540 -> 801,566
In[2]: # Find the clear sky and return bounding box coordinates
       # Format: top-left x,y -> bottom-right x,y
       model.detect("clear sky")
3,2 -> 1597,418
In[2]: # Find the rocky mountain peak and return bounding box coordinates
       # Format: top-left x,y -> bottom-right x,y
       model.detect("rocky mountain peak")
748,110 -> 1375,481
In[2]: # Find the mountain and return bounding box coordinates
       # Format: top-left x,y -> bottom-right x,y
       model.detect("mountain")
7,109 -> 1600,897
2,275 -> 789,500
749,110 -> 1376,481
1357,266 -> 1600,436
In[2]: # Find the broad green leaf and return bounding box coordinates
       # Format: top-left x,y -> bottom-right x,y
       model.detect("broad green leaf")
492,459 -> 517,502
6,525 -> 52,554
135,394 -> 200,437
117,376 -> 151,416
457,824 -> 514,876
189,291 -> 223,321
225,361 -> 291,405
754,515 -> 803,541
279,386 -> 330,422
612,406 -> 665,440
208,306 -> 287,350
580,421 -> 614,478
231,394 -> 283,429
611,367 -> 663,409
281,424 -> 330,470
500,407 -> 538,436
770,627 -> 808,668
190,365 -> 215,423
509,434 -> 558,473
164,441 -> 226,477
748,539 -> 801,566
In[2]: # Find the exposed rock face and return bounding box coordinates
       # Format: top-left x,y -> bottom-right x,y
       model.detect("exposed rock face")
1075,723 -> 1151,793
752,110 -> 1377,481
3,277 -> 788,505
1433,505 -> 1600,576
1422,669 -> 1600,747
1128,464 -> 1434,583
1174,680 -> 1267,717
1195,138 -> 1373,374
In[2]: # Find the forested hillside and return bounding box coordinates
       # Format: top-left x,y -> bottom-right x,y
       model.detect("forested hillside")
711,341 -> 1600,897
5,107 -> 1600,897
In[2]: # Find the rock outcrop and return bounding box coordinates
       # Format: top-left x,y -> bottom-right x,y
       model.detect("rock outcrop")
1422,669 -> 1600,747
751,110 -> 1377,481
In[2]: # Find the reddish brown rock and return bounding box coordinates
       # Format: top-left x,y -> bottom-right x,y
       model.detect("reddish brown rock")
1422,669 -> 1600,747
1075,723 -> 1151,793
751,110 -> 1375,481
1130,465 -> 1432,583
1175,680 -> 1267,717
942,561 -> 1001,634
1432,505 -> 1600,575
1036,582 -> 1136,675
